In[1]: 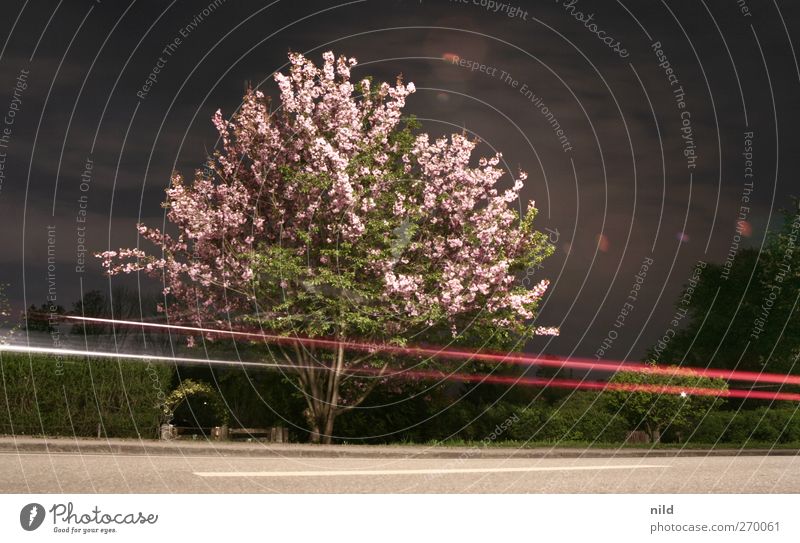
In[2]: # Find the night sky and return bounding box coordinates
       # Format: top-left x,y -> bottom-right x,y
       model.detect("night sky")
1,0 -> 798,361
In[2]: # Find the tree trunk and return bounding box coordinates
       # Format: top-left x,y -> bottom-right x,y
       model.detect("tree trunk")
309,425 -> 324,444
290,340 -> 375,445
645,423 -> 661,444
306,409 -> 322,444
305,405 -> 336,444
322,409 -> 337,445
308,342 -> 344,444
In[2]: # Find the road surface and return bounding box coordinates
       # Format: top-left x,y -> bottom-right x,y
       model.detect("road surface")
1,451 -> 797,493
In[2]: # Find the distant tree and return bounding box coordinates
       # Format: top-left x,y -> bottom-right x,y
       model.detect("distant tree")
71,287 -> 162,340
71,289 -> 107,334
650,203 -> 800,375
99,51 -> 557,443
21,302 -> 64,333
605,365 -> 727,443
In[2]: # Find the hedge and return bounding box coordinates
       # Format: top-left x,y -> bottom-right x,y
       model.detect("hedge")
0,353 -> 173,438
509,403 -> 629,443
687,407 -> 800,444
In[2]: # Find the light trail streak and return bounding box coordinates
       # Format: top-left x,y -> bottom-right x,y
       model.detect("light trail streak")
0,344 -> 303,370
2,344 -> 799,402
63,315 -> 800,387
344,366 -> 800,402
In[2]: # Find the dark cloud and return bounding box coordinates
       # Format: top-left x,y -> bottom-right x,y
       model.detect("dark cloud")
1,0 -> 798,360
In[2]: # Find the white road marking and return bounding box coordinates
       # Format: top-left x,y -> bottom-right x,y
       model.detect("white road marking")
194,464 -> 670,477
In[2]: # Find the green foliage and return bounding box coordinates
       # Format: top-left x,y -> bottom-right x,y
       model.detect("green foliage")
509,394 -> 628,443
333,391 -> 631,445
605,366 -> 728,442
5,349 -> 792,446
172,341 -> 309,433
215,369 -> 307,432
687,407 -> 800,444
330,385 -> 514,444
0,353 -> 173,438
22,303 -> 64,333
163,378 -> 229,425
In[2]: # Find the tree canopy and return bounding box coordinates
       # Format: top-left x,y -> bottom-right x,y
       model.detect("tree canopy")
606,365 -> 727,443
650,204 -> 800,376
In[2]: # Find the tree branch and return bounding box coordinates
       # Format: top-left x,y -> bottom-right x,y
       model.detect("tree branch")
336,362 -> 390,414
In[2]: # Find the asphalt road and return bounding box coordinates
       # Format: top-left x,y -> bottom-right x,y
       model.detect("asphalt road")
2,451 -> 798,493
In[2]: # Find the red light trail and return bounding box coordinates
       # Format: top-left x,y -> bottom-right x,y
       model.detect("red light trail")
345,366 -> 800,402
62,315 -> 800,387
2,342 -> 797,402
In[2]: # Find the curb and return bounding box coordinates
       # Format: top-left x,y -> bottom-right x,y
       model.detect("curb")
0,438 -> 797,459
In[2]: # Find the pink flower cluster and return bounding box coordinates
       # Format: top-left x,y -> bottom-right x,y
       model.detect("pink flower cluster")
378,132 -> 552,329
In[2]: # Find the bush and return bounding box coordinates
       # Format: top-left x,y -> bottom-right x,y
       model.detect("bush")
0,353 -> 173,438
214,369 -> 309,434
686,410 -> 734,443
687,407 -> 800,444
605,365 -> 727,443
333,387 -> 492,444
508,405 -> 554,441
509,394 -> 629,443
